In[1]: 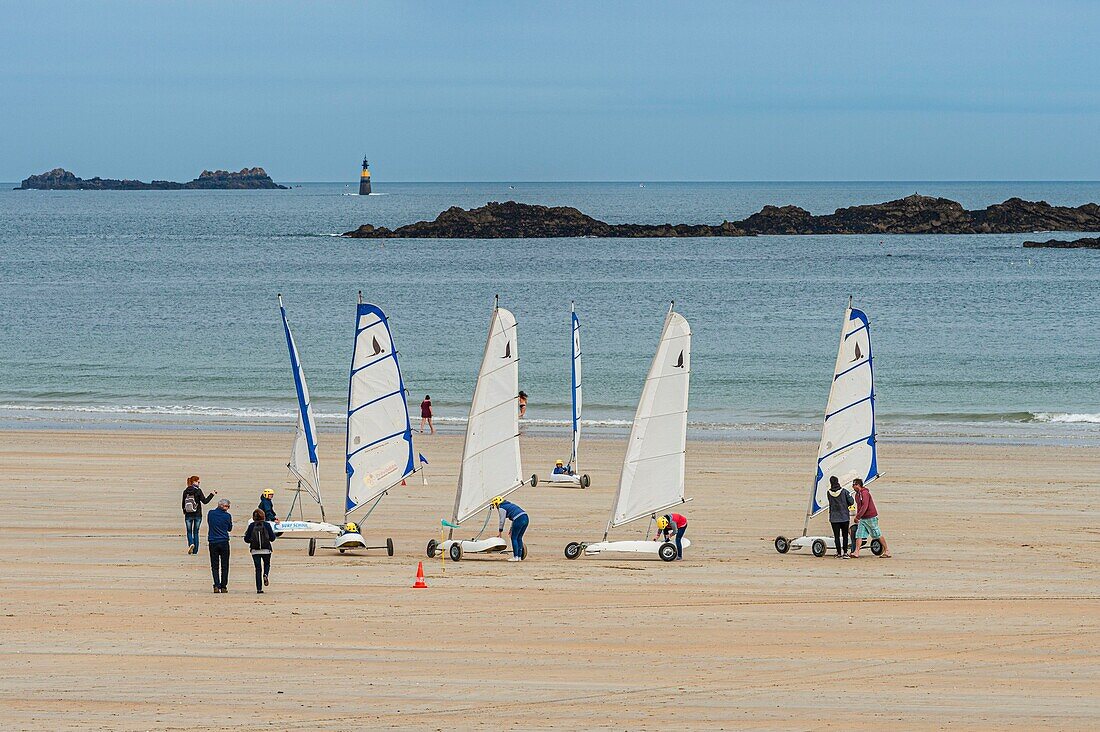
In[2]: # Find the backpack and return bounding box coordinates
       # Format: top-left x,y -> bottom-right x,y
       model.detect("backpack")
249,522 -> 272,552
183,489 -> 199,514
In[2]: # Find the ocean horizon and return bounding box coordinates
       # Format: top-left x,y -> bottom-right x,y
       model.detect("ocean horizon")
2,180 -> 1097,445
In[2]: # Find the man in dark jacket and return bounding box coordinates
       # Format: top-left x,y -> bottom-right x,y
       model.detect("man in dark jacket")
207,498 -> 233,592
826,476 -> 855,557
181,476 -> 216,555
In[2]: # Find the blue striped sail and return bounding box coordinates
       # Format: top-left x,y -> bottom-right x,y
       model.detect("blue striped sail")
810,302 -> 879,517
569,303 -> 582,470
345,299 -> 416,516
279,296 -> 323,513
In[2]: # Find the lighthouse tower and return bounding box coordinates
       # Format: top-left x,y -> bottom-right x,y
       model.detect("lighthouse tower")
358,157 -> 371,195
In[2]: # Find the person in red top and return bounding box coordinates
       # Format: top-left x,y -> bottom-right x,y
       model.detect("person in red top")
654,513 -> 688,560
419,395 -> 434,434
851,478 -> 891,558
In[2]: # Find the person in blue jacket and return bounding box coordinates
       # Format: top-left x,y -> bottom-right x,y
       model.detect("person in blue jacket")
491,495 -> 529,562
244,508 -> 277,594
258,488 -> 277,523
551,459 -> 573,475
207,498 -> 233,592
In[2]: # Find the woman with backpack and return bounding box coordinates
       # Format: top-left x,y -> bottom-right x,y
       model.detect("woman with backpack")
181,476 -> 216,555
825,475 -> 855,558
244,508 -> 277,593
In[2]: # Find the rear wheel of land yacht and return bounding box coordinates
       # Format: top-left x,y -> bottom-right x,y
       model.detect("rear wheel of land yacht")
386,537 -> 395,556
774,536 -> 790,554
658,543 -> 678,562
564,542 -> 582,560
811,539 -> 827,557
308,539 -> 316,556
449,542 -> 463,562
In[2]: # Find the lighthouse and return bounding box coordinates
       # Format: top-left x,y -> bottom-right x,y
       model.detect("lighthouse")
358,157 -> 371,195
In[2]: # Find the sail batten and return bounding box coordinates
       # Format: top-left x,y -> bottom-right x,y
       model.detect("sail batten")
345,301 -> 416,516
808,304 -> 878,518
279,298 -> 323,515
452,306 -> 524,525
607,308 -> 691,531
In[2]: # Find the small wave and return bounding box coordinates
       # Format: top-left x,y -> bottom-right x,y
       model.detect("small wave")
1030,412 -> 1100,424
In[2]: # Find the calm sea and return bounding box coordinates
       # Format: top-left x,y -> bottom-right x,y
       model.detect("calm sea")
1,181 -> 1097,445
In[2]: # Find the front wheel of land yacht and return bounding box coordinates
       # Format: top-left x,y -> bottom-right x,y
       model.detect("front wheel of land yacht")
339,548 -> 346,554
580,474 -> 591,488
774,536 -> 790,554
449,542 -> 463,562
811,539 -> 827,557
521,543 -> 528,560
658,542 -> 678,562
870,539 -> 883,556
530,474 -> 539,488
308,539 -> 316,556
564,542 -> 583,560
386,537 -> 395,557
426,539 -> 438,558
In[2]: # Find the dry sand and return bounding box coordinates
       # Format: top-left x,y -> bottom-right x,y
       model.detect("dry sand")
0,427 -> 1097,730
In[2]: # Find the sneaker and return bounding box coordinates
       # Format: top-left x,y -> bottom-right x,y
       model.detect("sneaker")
507,556 -> 522,562
263,574 -> 269,587
187,545 -> 194,554
213,584 -> 219,593
219,587 -> 228,593
257,590 -> 264,594
839,554 -> 849,559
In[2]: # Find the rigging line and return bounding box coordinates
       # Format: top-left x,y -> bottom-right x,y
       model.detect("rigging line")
626,448 -> 687,465
461,431 -> 522,461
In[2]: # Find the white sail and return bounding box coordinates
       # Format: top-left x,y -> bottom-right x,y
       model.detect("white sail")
279,297 -> 323,515
453,305 -> 523,525
569,303 -> 582,469
345,300 -> 416,516
608,307 -> 691,529
809,303 -> 878,517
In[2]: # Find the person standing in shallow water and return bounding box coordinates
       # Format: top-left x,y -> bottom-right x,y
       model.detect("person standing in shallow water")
207,498 -> 233,592
420,395 -> 434,434
244,508 -> 276,594
181,475 -> 215,555
826,476 -> 855,558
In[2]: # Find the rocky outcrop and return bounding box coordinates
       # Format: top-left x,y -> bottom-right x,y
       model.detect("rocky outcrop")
343,201 -> 747,238
1022,237 -> 1100,249
343,195 -> 1100,238
16,167 -> 286,190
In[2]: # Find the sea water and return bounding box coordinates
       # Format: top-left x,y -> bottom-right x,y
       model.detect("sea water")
1,181 -> 1097,445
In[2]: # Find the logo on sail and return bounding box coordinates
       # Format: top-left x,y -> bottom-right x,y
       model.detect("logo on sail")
674,350 -> 685,368
371,336 -> 385,356
852,342 -> 862,362
503,341 -> 511,359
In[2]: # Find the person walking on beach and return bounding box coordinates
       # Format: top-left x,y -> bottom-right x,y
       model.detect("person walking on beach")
851,478 -> 891,558
244,508 -> 276,594
517,390 -> 528,418
258,488 -> 277,523
826,476 -> 855,558
420,395 -> 434,434
182,475 -> 215,555
207,498 -> 233,592
655,513 -> 688,559
492,495 -> 529,561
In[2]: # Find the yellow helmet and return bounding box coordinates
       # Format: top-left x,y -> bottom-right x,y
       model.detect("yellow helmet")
344,522 -> 358,533
555,459 -> 564,466
262,488 -> 274,498
490,496 -> 504,508
656,516 -> 669,530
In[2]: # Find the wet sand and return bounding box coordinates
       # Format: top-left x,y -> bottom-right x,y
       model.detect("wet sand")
0,428 -> 1097,730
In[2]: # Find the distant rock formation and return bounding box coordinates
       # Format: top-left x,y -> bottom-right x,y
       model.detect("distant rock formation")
1022,237 -> 1100,249
343,195 -> 1100,238
16,167 -> 287,190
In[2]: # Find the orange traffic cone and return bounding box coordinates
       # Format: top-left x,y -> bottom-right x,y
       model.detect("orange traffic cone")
412,561 -> 428,588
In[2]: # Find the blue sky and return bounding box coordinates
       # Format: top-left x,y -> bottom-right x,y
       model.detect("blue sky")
2,0 -> 1098,181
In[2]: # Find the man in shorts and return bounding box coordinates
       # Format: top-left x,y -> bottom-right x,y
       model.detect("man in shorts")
850,478 -> 891,558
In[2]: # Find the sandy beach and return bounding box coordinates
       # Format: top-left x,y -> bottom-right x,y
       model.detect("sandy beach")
0,427 -> 1095,730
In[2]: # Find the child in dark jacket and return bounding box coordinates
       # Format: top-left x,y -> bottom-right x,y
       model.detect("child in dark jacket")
244,509 -> 277,593
258,489 -> 277,522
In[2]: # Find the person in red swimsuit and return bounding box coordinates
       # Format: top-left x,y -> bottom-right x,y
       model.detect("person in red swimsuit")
419,395 -> 434,434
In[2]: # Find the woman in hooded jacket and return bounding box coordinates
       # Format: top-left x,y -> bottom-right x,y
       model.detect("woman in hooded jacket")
244,509 -> 277,593
826,476 -> 855,558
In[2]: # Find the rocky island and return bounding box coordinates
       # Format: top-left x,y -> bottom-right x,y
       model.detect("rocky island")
16,167 -> 287,190
1022,237 -> 1100,249
343,195 -> 1100,238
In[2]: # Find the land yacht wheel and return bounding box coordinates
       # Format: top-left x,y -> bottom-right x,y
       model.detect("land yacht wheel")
449,542 -> 463,562
774,536 -> 790,554
564,542 -> 583,560
580,474 -> 591,488
386,537 -> 395,557
870,539 -> 884,556
521,543 -> 528,560
308,539 -> 316,556
530,474 -> 539,488
811,539 -> 827,557
339,548 -> 346,554
658,543 -> 678,562
426,539 -> 438,558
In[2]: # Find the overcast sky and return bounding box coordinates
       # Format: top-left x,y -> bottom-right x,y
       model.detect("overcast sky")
2,0 -> 1098,182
